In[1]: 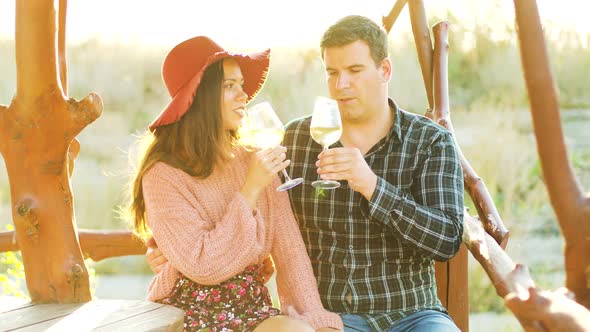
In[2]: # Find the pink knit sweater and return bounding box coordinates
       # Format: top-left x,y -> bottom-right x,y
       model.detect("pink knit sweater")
142,149 -> 342,330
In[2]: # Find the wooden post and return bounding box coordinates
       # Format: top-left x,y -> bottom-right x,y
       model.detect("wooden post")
397,1 -> 509,247
0,0 -> 102,303
463,209 -> 535,299
382,0 -> 408,33
408,0 -> 434,112
513,0 -> 590,309
430,21 -> 468,332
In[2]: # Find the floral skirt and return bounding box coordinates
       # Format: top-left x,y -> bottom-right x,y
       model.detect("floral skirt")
158,264 -> 280,332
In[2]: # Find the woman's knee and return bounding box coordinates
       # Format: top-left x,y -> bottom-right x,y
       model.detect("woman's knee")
254,315 -> 314,332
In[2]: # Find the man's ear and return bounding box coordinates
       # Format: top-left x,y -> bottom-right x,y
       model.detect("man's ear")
380,57 -> 392,83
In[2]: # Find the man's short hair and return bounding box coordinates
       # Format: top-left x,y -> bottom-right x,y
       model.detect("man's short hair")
320,15 -> 389,66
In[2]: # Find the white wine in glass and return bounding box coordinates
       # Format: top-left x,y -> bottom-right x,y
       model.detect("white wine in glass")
310,96 -> 343,189
240,101 -> 304,192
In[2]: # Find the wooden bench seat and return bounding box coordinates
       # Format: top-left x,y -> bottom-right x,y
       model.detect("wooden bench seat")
0,297 -> 184,331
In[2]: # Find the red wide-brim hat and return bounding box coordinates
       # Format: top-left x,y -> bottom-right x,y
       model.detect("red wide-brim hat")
149,36 -> 270,132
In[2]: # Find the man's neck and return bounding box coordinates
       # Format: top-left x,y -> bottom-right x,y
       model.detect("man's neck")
340,100 -> 394,155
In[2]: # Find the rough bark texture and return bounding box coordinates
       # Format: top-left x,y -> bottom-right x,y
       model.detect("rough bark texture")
466,205 -> 590,330
514,0 -> 590,309
431,21 -> 509,249
429,21 -> 469,332
0,0 -> 102,303
463,209 -> 535,298
504,287 -> 590,331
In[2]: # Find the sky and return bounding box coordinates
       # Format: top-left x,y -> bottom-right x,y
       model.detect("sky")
0,0 -> 589,51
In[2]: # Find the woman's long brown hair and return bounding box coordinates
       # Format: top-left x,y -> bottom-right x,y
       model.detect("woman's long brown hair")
129,60 -> 236,239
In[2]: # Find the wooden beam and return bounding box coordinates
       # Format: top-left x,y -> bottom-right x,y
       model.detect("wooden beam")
505,287 -> 590,331
408,0 -> 434,111
463,208 -> 534,298
431,21 -> 509,248
382,0 -> 408,33
429,20 -> 468,332
0,231 -> 18,252
15,0 -> 61,101
434,248 -> 469,331
0,230 -> 146,262
513,0 -> 590,308
79,230 -> 146,262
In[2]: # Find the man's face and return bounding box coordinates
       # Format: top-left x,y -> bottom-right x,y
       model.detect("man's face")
323,40 -> 390,123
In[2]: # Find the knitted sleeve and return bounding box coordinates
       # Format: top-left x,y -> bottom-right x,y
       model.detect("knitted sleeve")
142,163 -> 266,288
146,261 -> 179,301
270,180 -> 343,330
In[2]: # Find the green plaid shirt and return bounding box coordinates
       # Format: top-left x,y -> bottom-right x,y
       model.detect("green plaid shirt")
282,99 -> 464,332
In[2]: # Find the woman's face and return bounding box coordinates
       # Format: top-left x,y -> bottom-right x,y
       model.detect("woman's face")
221,59 -> 248,131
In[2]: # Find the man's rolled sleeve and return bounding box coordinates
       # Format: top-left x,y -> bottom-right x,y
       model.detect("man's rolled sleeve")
360,131 -> 464,260
361,176 -> 404,222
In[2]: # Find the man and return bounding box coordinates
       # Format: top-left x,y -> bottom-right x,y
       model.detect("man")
280,15 -> 463,332
147,15 -> 464,332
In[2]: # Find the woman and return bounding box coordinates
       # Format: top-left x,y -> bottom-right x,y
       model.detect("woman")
129,36 -> 342,332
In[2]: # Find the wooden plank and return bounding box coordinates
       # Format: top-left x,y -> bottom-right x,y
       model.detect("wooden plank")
0,299 -> 183,332
448,246 -> 469,331
435,246 -> 469,331
0,302 -> 81,331
0,297 -> 32,314
95,305 -> 184,332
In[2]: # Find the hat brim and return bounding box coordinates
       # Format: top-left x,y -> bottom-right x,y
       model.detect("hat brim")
148,49 -> 270,132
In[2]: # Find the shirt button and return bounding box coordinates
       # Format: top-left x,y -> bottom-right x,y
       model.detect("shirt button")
348,245 -> 354,250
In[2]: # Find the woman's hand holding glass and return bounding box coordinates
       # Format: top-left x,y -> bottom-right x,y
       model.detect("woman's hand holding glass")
238,102 -> 303,192
241,145 -> 290,208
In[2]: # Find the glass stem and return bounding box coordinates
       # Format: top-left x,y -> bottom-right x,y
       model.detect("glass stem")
281,169 -> 292,181
321,145 -> 328,182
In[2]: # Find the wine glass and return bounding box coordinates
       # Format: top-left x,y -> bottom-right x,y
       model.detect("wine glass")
239,101 -> 304,192
310,96 -> 343,189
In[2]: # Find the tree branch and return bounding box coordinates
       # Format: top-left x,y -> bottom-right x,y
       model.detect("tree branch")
513,0 -> 584,220
408,0 -> 434,112
463,209 -> 534,298
0,231 -> 18,252
382,0 -> 408,33
15,0 -> 61,101
505,287 -> 590,331
79,230 -> 147,262
464,209 -> 590,330
514,0 -> 590,308
58,0 -> 68,94
66,93 -> 103,138
1,230 -> 146,262
431,21 -> 509,248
